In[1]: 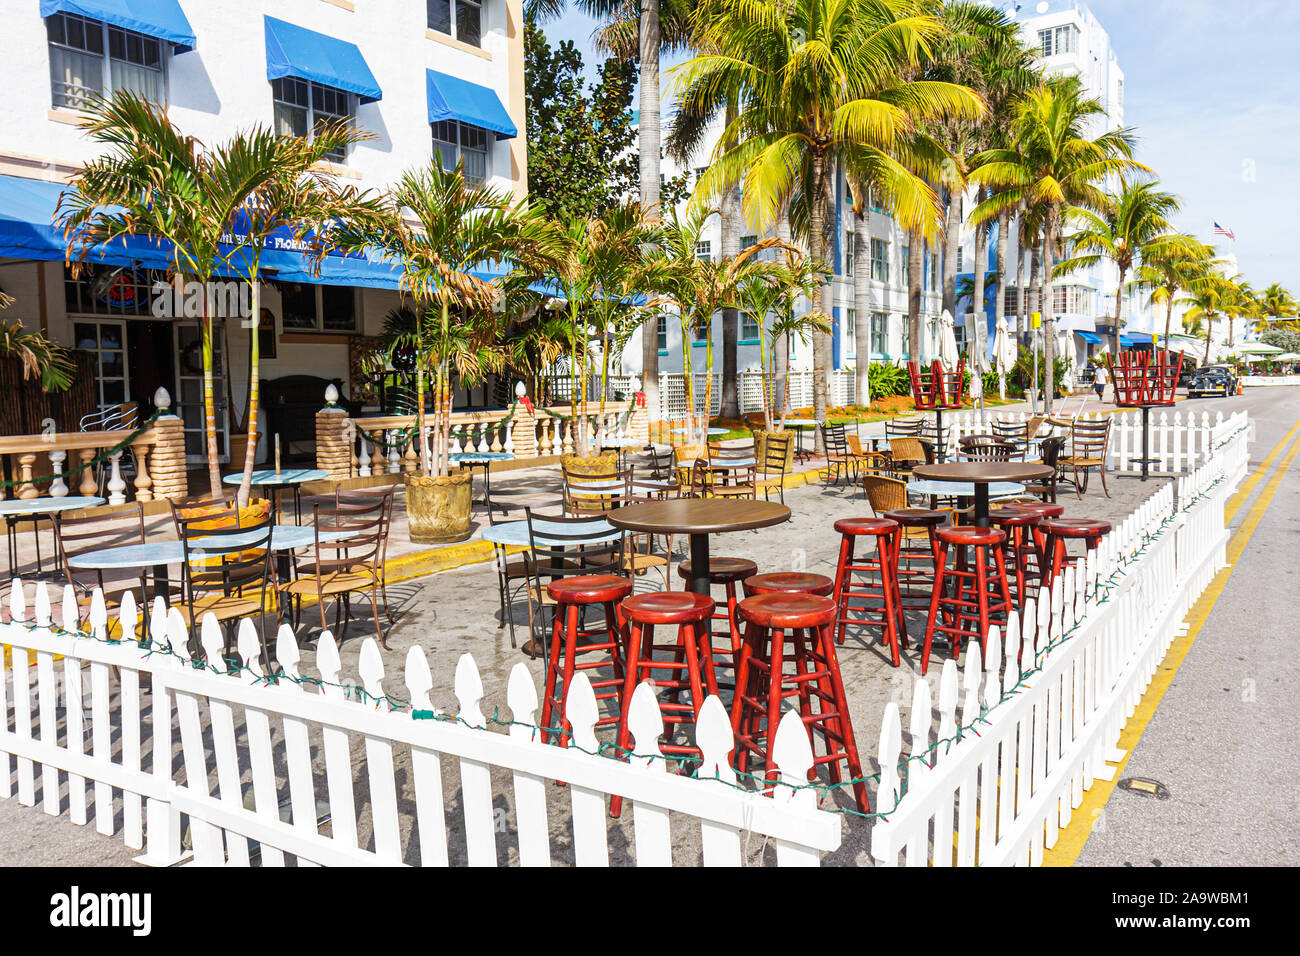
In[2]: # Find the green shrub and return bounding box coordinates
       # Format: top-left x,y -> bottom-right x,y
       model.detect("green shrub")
867,361 -> 909,400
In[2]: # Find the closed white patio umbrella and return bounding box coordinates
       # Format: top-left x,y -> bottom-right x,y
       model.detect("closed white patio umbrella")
936,309 -> 959,368
993,316 -> 1016,399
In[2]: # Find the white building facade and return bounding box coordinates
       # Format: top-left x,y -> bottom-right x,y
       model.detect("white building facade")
0,0 -> 527,460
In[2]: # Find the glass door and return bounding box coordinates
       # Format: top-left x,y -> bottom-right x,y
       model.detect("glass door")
73,319 -> 129,408
174,321 -> 229,464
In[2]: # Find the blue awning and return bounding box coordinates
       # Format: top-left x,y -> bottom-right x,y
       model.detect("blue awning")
41,0 -> 197,52
264,16 -> 381,103
1074,331 -> 1101,345
427,70 -> 516,139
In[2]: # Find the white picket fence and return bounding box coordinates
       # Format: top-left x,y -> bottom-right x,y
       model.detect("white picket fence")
938,408 -> 1246,476
0,591 -> 841,867
868,417 -> 1249,865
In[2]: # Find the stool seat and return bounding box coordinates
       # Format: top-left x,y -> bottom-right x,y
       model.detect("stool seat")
1040,517 -> 1111,538
1004,501 -> 1065,519
989,509 -> 1040,527
677,557 -> 759,584
936,525 -> 1006,547
620,590 -> 715,625
743,571 -> 835,597
884,508 -> 949,527
832,516 -> 900,536
737,592 -> 836,629
546,574 -> 634,604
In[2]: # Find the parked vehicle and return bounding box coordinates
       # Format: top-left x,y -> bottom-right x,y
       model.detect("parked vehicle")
1187,365 -> 1237,398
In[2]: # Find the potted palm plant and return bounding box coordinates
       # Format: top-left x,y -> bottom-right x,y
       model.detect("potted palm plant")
335,160 -> 548,543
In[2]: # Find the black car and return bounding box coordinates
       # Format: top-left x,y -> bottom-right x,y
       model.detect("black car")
1187,365 -> 1236,398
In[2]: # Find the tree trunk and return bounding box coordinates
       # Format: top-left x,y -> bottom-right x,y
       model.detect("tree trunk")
995,204 -> 1007,359
1016,210 -> 1027,345
908,229 -> 923,361
237,279 -> 262,507
853,207 -> 871,405
1204,317 -> 1214,363
971,187 -> 989,392
941,188 -> 961,320
809,153 -> 830,453
1164,293 -> 1174,346
1041,214 -> 1057,415
1111,269 -> 1125,360
200,295 -> 221,497
638,0 -> 661,436
720,181 -> 740,419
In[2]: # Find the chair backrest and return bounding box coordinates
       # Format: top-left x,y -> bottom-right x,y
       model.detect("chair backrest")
862,475 -> 908,515
55,502 -> 147,593
176,508 -> 274,599
79,402 -> 137,433
523,507 -> 625,583
335,484 -> 397,562
688,458 -> 710,498
889,436 -> 926,464
310,500 -> 385,571
761,433 -> 791,476
642,444 -> 673,480
991,420 -> 1029,442
1070,417 -> 1112,455
963,440 -> 1014,462
708,439 -> 755,463
673,443 -> 706,468
563,468 -> 631,515
822,422 -> 848,456
1037,436 -> 1067,469
885,416 -> 924,438
957,433 -> 1000,450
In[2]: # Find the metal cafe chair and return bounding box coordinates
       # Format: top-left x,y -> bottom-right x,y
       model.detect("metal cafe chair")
1060,417 -> 1113,498
757,433 -> 792,503
54,501 -> 150,629
562,468 -> 632,516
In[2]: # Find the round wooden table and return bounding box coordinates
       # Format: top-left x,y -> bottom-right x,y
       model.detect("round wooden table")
607,499 -> 791,595
911,462 -> 1054,527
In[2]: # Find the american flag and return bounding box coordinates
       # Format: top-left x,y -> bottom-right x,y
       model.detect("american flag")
1214,222 -> 1236,240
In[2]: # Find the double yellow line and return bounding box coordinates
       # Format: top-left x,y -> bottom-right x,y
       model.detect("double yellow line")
1044,415 -> 1300,865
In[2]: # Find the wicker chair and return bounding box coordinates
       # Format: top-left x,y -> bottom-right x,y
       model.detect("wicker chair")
887,437 -> 927,478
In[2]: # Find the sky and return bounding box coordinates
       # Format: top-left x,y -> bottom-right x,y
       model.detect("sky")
540,1 -> 1300,295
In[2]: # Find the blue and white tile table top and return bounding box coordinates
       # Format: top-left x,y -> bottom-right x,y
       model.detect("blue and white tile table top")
222,469 -> 329,486
0,496 -> 105,516
67,526 -> 356,570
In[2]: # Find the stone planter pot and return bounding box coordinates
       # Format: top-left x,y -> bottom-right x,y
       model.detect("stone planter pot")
559,452 -> 619,476
406,472 -> 473,544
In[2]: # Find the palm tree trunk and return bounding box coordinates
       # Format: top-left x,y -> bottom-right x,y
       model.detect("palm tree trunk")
720,182 -> 740,419
1164,293 -> 1174,346
200,294 -> 221,497
237,279 -> 262,507
994,207 -> 1007,348
1204,316 -> 1214,363
971,187 -> 989,394
809,153 -> 830,454
638,0 -> 661,438
775,212 -> 791,417
941,188 -> 961,320
1016,209 -> 1027,344
908,230 -> 923,361
853,208 -> 870,405
1111,270 -> 1125,360
1041,213 -> 1057,415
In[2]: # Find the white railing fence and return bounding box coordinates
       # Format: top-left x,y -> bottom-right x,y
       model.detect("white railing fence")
0,592 -> 841,867
869,419 -> 1248,866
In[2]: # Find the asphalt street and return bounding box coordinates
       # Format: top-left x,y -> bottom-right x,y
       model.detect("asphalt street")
1074,385 -> 1300,866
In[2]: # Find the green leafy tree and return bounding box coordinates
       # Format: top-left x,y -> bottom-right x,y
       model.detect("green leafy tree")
0,292 -> 73,392
1130,234 -> 1216,346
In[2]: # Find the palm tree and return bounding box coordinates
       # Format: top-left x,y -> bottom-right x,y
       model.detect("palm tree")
335,162 -> 549,477
60,92 -> 373,496
1130,235 -> 1215,347
542,203 -> 659,455
1259,282 -> 1299,328
675,0 -> 983,446
1054,179 -> 1195,359
0,292 -> 74,392
640,204 -> 789,442
970,75 -> 1144,411
1180,272 -> 1231,364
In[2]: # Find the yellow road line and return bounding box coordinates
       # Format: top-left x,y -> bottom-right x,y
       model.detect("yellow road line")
1225,415 -> 1300,523
1044,419 -> 1300,866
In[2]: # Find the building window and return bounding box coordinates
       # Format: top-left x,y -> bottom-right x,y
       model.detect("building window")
871,312 -> 889,355
695,240 -> 712,262
1052,284 -> 1089,315
47,12 -> 163,109
740,234 -> 757,251
428,0 -> 482,48
741,311 -> 760,341
871,238 -> 889,283
74,320 -> 129,407
693,166 -> 708,186
844,232 -> 854,276
277,281 -> 357,332
432,120 -> 490,184
929,253 -> 939,291
691,315 -> 709,344
957,246 -> 964,273
657,314 -> 668,351
64,265 -> 162,317
1039,24 -> 1077,57
273,77 -> 354,163
901,246 -> 910,288
845,309 -> 855,357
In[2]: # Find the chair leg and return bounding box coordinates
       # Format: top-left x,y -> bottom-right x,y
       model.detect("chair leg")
370,586 -> 388,650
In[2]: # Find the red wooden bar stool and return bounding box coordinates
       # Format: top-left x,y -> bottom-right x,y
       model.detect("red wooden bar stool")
989,508 -> 1043,607
882,508 -> 948,615
610,590 -> 718,817
731,592 -> 869,813
541,574 -> 634,744
742,571 -> 835,597
922,526 -> 1014,675
1038,518 -> 1111,586
1001,500 -> 1064,556
830,517 -> 907,666
677,557 -> 758,674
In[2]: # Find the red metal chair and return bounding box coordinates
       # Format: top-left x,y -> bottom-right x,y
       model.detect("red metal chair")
922,525 -> 1014,675
830,517 -> 907,666
610,590 -> 718,817
731,592 -> 868,813
1038,518 -> 1111,586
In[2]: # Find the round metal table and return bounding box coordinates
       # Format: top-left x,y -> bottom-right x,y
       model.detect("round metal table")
450,452 -> 514,518
778,418 -> 820,462
222,469 -> 329,524
910,462 -> 1053,527
607,498 -> 790,595
0,496 -> 106,575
